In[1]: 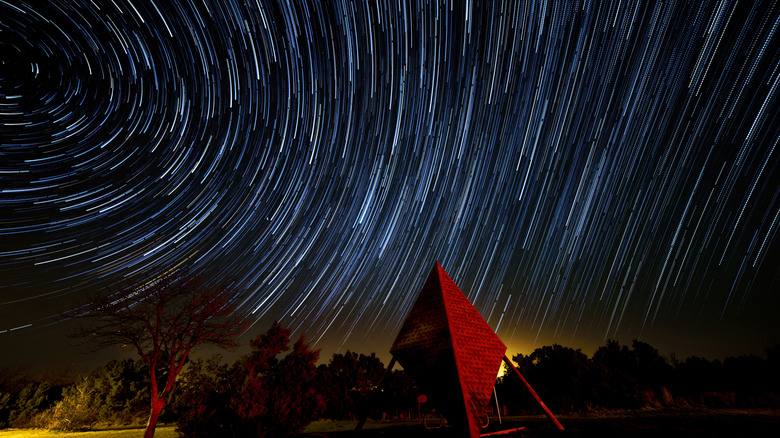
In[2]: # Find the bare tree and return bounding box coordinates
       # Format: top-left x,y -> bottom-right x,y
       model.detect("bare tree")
72,271 -> 245,438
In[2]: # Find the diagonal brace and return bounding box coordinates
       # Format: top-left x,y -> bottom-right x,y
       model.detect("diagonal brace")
502,355 -> 564,431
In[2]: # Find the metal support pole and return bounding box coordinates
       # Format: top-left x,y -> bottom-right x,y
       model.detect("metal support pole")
355,357 -> 397,432
502,355 -> 564,431
493,386 -> 502,425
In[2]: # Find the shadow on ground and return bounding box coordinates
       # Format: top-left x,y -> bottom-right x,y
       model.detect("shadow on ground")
302,409 -> 780,437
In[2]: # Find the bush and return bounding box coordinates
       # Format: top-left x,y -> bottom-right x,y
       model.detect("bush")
9,381 -> 59,427
245,333 -> 325,437
174,356 -> 240,438
317,351 -> 387,420
510,345 -> 594,413
43,376 -> 98,430
39,359 -> 149,430
177,321 -> 325,438
0,392 -> 11,428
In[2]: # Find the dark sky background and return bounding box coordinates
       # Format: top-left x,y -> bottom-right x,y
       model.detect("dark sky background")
1,0 -> 779,371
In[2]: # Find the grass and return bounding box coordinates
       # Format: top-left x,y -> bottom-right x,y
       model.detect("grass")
0,425 -> 177,438
303,408 -> 780,437
2,409 -> 779,437
304,418 -> 420,433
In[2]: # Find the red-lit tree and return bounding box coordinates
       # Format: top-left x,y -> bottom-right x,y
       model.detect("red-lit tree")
176,321 -> 325,438
233,321 -> 325,438
73,271 -> 245,438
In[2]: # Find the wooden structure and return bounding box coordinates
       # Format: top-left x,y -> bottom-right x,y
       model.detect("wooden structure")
358,262 -> 563,437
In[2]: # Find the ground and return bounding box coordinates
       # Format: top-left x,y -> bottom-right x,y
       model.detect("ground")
302,408 -> 780,437
0,426 -> 177,438
0,409 -> 777,437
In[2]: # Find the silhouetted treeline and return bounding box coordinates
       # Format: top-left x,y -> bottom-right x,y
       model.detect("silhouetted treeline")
315,351 -> 418,421
496,340 -> 780,414
2,338 -> 778,432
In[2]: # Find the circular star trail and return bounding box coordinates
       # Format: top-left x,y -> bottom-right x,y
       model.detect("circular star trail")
1,0 -> 779,361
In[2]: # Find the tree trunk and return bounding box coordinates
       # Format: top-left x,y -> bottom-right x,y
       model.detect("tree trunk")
144,398 -> 166,438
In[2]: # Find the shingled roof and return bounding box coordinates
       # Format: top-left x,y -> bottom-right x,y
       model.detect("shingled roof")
391,262 -> 507,438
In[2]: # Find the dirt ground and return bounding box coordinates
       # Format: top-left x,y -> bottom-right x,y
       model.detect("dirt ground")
302,408 -> 780,437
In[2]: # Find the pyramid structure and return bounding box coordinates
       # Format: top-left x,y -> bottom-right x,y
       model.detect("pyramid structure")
390,262 -> 507,438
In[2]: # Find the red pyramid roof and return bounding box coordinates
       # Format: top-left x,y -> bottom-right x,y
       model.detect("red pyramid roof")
391,262 -> 507,438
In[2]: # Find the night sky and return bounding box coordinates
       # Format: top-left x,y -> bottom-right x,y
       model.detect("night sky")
1,0 -> 779,369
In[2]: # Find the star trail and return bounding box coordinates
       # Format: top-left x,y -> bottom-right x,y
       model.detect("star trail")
1,0 -> 779,365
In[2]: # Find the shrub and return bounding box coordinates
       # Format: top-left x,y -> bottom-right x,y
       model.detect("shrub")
43,376 -> 98,430
9,381 -> 59,427
0,392 -> 11,428
40,359 -> 149,431
174,356 -> 240,438
317,351 -> 387,420
177,322 -> 325,438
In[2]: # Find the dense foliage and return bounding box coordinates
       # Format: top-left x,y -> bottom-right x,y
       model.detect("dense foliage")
8,381 -> 59,427
315,351 -> 418,421
0,359 -> 147,430
2,339 -> 778,433
316,351 -> 385,420
497,341 -> 780,414
45,359 -> 149,430
175,321 -> 325,438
